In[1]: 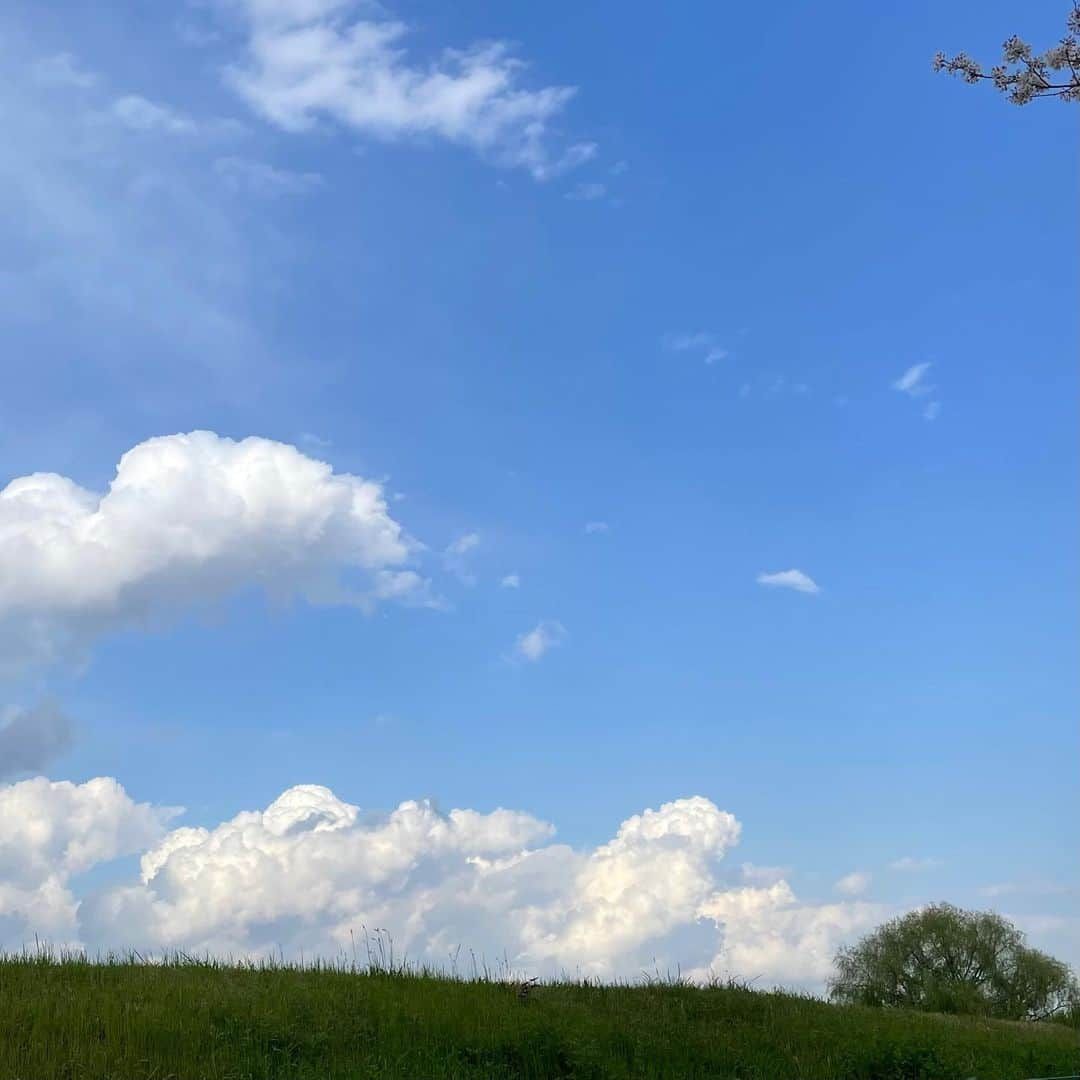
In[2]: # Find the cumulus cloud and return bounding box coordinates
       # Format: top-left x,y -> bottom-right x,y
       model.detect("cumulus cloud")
0,431 -> 426,673
756,569 -> 820,595
834,871 -> 871,897
513,620 -> 565,662
220,0 -> 593,178
0,703 -> 74,780
0,779 -> 884,987
0,776 -> 176,944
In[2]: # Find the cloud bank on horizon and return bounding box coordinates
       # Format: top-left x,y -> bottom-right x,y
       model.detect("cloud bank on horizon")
0,775 -> 879,988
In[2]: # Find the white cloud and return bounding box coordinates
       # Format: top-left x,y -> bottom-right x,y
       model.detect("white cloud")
220,0 -> 592,178
215,155 -> 324,196
756,569 -> 821,595
564,181 -> 606,201
834,871 -> 871,897
500,573 -> 520,589
443,532 -> 480,586
0,779 -> 883,987
922,401 -> 941,422
111,95 -> 198,134
888,856 -> 944,872
0,776 -> 176,944
0,431 -> 426,674
979,881 -> 1072,899
662,332 -> 728,365
891,362 -> 933,397
31,53 -> 98,89
514,620 -> 565,662
584,521 -> 608,535
0,703 -> 74,780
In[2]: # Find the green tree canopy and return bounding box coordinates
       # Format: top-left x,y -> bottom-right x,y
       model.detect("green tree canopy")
829,903 -> 1078,1022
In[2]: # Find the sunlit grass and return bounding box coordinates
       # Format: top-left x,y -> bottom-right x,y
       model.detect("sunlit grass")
0,946 -> 1076,1078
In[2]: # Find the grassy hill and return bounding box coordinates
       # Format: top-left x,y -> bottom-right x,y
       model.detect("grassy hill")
0,954 -> 1076,1079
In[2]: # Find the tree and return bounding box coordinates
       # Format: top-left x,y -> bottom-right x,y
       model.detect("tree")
829,903 -> 1079,1022
934,4 -> 1080,104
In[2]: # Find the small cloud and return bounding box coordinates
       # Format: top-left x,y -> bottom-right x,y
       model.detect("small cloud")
500,573 -> 521,589
298,432 -> 332,451
215,157 -> 324,197
31,52 -> 98,89
977,880 -> 1070,898
111,95 -> 197,134
891,362 -> 933,398
514,620 -> 565,662
584,521 -> 609,535
446,533 -> 480,557
740,863 -> 790,887
610,160 -> 629,176
444,533 -> 480,586
756,569 -> 820,595
835,871 -> 871,897
922,401 -> 941,422
888,856 -> 944,872
564,181 -> 606,201
662,332 -> 730,365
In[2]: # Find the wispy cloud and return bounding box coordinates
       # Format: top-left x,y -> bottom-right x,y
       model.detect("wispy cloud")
215,156 -> 324,197
978,880 -> 1071,898
111,94 -> 198,134
584,521 -> 609,535
662,331 -> 729,364
500,573 -> 521,589
892,363 -> 941,421
217,0 -> 594,179
892,362 -> 933,396
756,569 -> 821,595
443,533 -> 481,586
888,856 -> 944,872
564,181 -> 606,201
514,620 -> 566,662
31,52 -> 97,89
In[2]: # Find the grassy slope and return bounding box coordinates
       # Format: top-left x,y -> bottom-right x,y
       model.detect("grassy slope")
0,957 -> 1077,1079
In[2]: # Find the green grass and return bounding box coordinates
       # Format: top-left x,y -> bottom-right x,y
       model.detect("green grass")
0,953 -> 1077,1079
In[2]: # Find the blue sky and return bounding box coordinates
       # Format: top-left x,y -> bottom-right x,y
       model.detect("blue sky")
0,0 -> 1076,984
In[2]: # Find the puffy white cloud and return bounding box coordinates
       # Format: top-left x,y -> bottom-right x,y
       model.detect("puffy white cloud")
221,0 -> 593,178
513,620 -> 565,662
756,569 -> 821,595
834,871 -> 871,897
0,431 -> 426,673
0,776 -> 176,944
0,703 -> 74,780
61,783 -> 877,987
